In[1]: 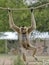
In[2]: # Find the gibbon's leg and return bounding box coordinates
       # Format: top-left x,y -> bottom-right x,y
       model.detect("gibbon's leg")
27,44 -> 38,61
23,53 -> 26,62
23,53 -> 29,65
19,46 -> 26,62
28,45 -> 36,56
28,9 -> 36,33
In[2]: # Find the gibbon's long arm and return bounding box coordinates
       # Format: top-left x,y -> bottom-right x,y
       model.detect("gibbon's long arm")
28,9 -> 36,33
8,10 -> 20,33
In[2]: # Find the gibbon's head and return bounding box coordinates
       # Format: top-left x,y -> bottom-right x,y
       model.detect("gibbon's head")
21,25 -> 27,33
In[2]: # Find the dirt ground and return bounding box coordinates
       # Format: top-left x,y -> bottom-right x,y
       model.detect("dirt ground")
0,54 -> 17,65
0,55 -> 49,65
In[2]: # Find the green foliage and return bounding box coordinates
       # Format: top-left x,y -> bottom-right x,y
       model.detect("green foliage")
0,0 -> 49,32
34,7 -> 49,32
0,40 -> 5,53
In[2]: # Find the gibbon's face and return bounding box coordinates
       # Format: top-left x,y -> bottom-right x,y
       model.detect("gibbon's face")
21,26 -> 27,33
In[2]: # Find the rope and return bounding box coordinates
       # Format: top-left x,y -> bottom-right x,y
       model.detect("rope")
0,3 -> 49,11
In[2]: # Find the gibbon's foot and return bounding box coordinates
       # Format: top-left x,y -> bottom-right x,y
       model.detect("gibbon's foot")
24,61 -> 28,65
26,62 -> 28,65
8,8 -> 11,12
34,56 -> 38,61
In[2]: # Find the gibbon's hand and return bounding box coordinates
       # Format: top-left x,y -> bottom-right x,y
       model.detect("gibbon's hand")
7,8 -> 11,12
30,8 -> 33,12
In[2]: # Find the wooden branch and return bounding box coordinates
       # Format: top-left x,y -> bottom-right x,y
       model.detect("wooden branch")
0,3 -> 49,11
